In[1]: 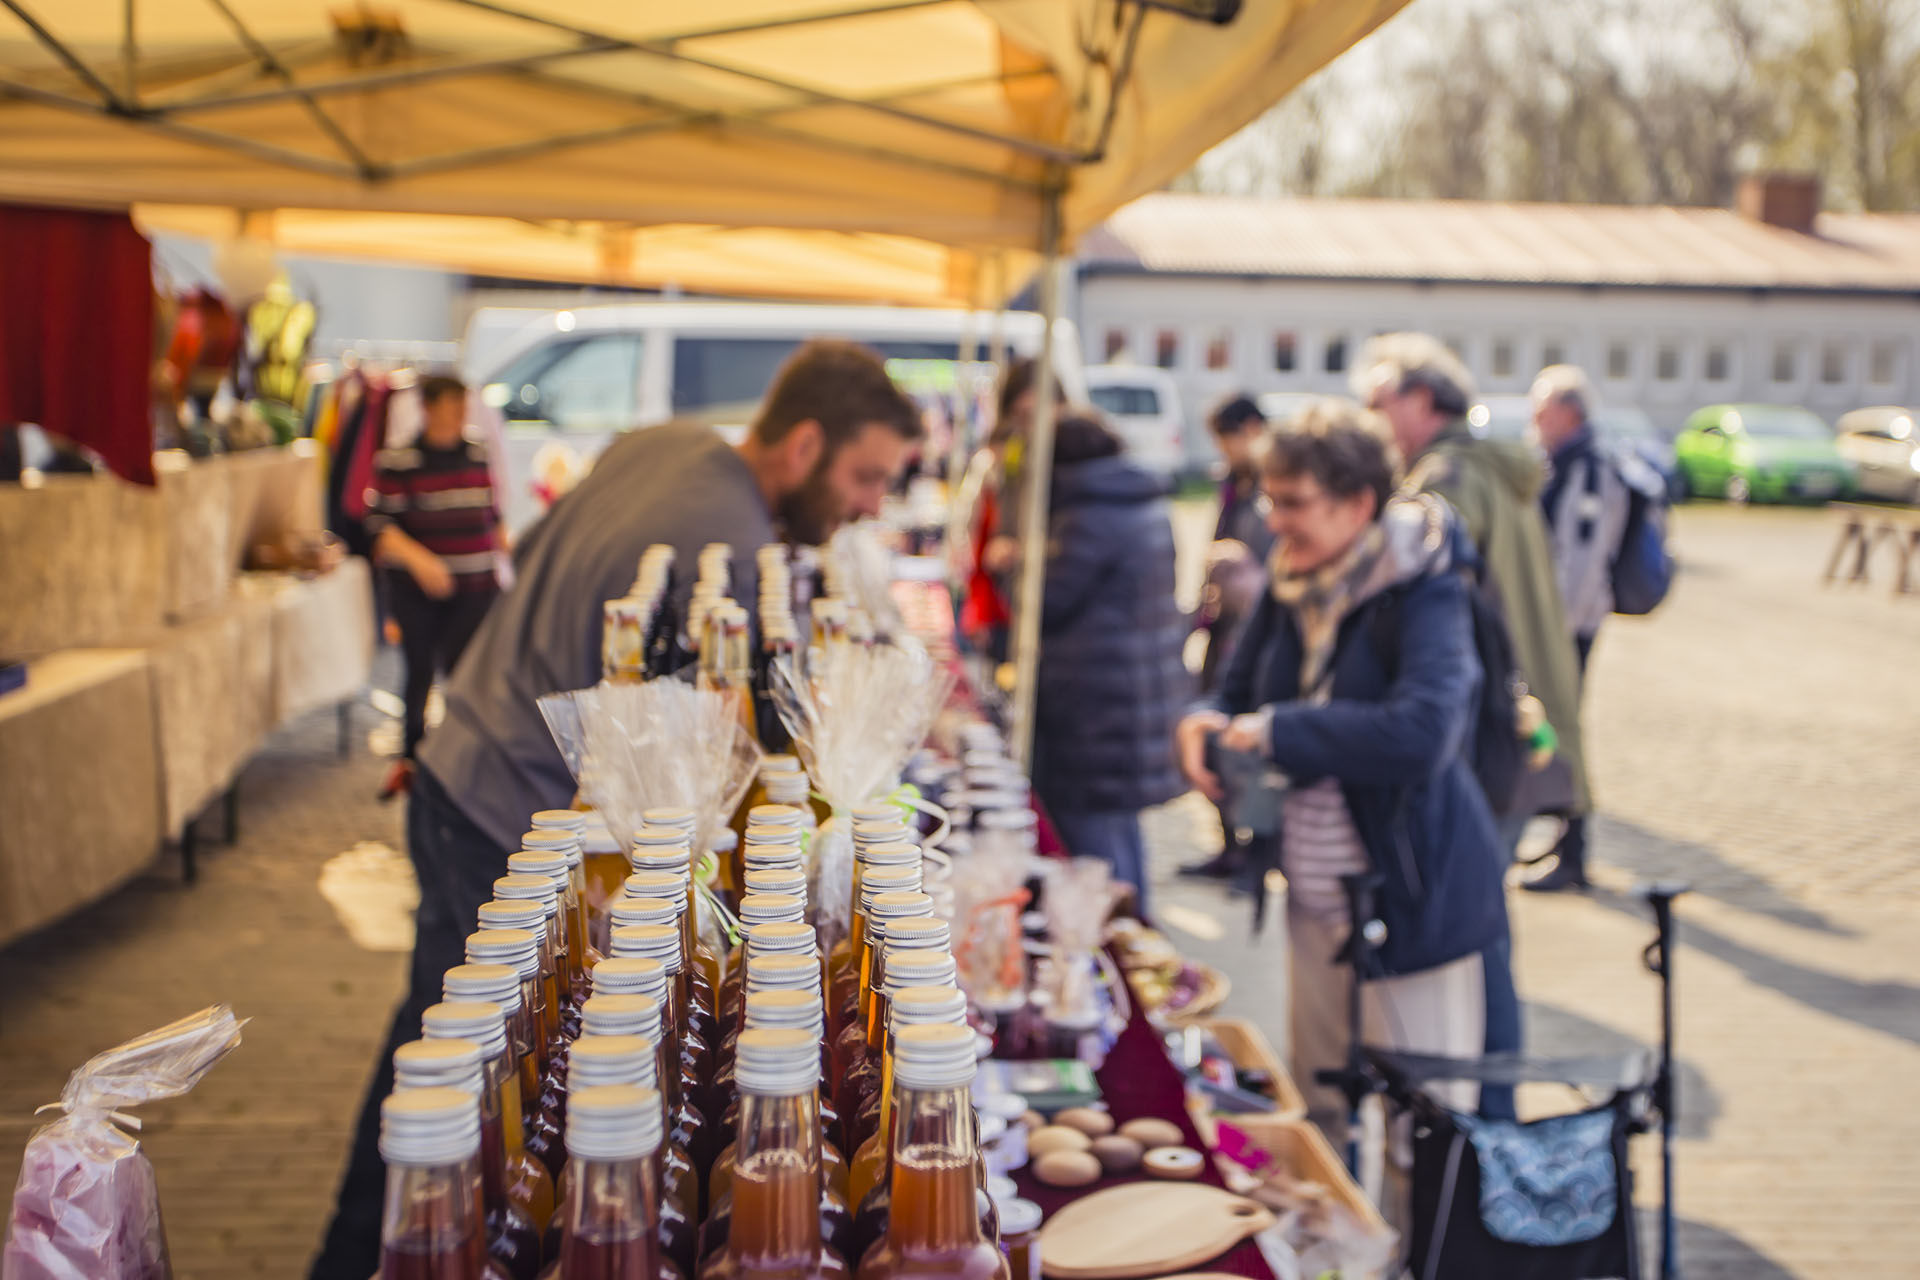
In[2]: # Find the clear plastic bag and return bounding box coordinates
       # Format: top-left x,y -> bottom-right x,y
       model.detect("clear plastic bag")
768,639 -> 954,945
5,1005 -> 245,1280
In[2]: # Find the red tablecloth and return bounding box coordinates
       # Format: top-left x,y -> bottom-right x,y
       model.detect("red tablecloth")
1008,981 -> 1275,1280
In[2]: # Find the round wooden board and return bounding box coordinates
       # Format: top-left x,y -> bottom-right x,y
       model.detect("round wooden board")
1038,1182 -> 1275,1280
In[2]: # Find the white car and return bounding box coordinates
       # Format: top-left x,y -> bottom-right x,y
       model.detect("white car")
1835,406 -> 1920,504
1084,365 -> 1187,479
466,301 -> 1085,532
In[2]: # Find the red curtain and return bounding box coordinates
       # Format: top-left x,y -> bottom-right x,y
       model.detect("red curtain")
0,204 -> 156,486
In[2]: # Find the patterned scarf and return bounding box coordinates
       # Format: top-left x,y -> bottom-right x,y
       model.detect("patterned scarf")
1268,521 -> 1389,704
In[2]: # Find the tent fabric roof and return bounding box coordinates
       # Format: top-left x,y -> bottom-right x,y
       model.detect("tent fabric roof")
1,0 -> 1410,305
1083,193 -> 1920,294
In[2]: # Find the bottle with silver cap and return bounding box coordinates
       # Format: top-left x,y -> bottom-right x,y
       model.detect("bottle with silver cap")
577,985 -> 716,1205
839,919 -> 951,1135
376,1085 -> 492,1280
830,888 -> 933,1083
444,962 -> 540,1132
628,832 -> 723,1016
394,1038 -> 541,1280
607,922 -> 714,1122
423,1001 -> 557,1239
843,985 -> 981,1268
481,890 -> 563,1048
550,1085 -> 681,1280
527,812 -> 596,1002
621,869 -> 720,1034
851,1024 -> 1006,1280
508,842 -> 580,1006
562,1035 -> 698,1275
715,918 -> 819,1044
827,855 -> 923,1035
698,1030 -> 851,1280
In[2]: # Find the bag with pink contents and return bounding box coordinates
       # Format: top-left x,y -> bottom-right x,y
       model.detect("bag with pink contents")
4,1005 -> 245,1280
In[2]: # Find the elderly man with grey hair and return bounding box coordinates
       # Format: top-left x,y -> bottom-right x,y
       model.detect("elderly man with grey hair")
1354,333 -> 1588,1121
1527,364 -> 1629,892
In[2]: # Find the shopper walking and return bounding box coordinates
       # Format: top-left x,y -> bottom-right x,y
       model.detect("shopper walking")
1184,393 -> 1274,883
1526,364 -> 1630,891
363,374 -> 501,800
309,341 -> 923,1280
1030,413 -> 1188,914
1354,333 -> 1586,1119
1172,399 -> 1507,1143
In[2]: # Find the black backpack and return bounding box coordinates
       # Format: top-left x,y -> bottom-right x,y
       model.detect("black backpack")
1372,564 -> 1530,818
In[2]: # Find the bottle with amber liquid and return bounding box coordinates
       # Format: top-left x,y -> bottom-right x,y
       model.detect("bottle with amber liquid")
717,921 -> 820,1052
627,836 -> 721,1015
842,928 -> 953,1156
699,1029 -> 851,1280
699,992 -> 854,1270
485,890 -> 566,1040
843,986 -> 977,1271
378,1085 -> 497,1280
565,1035 -> 698,1278
614,882 -> 717,1045
607,923 -> 714,1119
825,836 -> 914,1008
831,890 -> 933,1087
527,817 -> 597,1003
853,1025 -> 1008,1280
717,894 -> 807,1045
543,1084 -> 685,1280
424,1001 -> 557,1241
828,859 -> 924,1040
468,929 -> 563,1180
715,946 -> 826,1087
510,846 -> 581,1007
707,987 -> 847,1190
395,1039 -> 542,1280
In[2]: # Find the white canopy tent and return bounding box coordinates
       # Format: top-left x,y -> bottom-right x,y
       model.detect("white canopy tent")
1,0 -> 1410,758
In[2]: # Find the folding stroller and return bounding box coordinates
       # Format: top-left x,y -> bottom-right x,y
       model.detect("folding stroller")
1317,875 -> 1687,1280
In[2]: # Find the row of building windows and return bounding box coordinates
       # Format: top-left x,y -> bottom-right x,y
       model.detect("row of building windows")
1101,326 -> 1911,389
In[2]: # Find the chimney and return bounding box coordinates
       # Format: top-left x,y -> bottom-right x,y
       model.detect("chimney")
1736,172 -> 1821,234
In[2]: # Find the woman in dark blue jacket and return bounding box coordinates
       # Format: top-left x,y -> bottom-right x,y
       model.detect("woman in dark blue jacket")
1174,398 -> 1508,1134
1032,413 -> 1189,913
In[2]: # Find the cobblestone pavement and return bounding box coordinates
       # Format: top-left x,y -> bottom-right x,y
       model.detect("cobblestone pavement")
1,505 -> 1915,1278
1154,501 -> 1920,1280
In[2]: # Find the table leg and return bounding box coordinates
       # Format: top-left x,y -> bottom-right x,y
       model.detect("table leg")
180,821 -> 198,885
337,699 -> 353,759
224,783 -> 240,846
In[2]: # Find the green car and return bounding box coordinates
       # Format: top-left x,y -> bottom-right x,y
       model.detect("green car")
1674,404 -> 1856,504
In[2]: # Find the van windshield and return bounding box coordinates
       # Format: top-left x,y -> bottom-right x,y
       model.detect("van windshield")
672,336 -> 968,418
1089,384 -> 1161,417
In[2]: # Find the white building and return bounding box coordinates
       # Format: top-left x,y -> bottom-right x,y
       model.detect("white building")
1074,180 -> 1920,470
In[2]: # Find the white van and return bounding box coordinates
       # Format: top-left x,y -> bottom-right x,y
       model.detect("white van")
465,301 -> 1085,530
1083,364 -> 1186,478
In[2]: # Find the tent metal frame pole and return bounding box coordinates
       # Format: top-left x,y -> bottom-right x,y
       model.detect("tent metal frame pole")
952,302 -> 980,489
1009,192 -> 1062,770
200,0 -> 380,177
1,0 -> 127,109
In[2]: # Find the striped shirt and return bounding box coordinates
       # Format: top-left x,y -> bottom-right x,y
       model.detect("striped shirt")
364,438 -> 500,592
1281,777 -> 1371,920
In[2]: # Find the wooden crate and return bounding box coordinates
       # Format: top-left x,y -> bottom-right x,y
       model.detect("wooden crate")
1189,1015 -> 1307,1122
1212,1113 -> 1388,1236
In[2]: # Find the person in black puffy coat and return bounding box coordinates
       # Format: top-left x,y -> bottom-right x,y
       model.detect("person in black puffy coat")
1031,412 -> 1190,914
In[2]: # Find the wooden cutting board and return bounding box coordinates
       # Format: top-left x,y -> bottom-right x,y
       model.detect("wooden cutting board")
1039,1183 -> 1275,1280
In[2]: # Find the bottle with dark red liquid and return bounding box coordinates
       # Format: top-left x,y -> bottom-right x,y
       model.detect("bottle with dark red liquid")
698,1029 -> 849,1280
393,1038 -> 540,1280
423,1002 -> 557,1242
543,1084 -> 684,1280
378,1085 -> 498,1280
564,1033 -> 699,1278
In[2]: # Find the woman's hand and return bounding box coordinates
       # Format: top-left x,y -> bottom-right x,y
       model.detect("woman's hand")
1176,711 -> 1228,802
1218,711 -> 1270,757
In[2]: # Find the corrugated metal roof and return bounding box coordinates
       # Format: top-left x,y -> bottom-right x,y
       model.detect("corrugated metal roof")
1083,194 -> 1920,293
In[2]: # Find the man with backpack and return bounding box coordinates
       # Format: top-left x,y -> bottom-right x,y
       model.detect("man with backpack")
1358,333 -> 1588,1120
1526,365 -> 1672,891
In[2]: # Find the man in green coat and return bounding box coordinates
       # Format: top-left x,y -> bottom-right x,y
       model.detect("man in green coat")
1355,332 -> 1589,1121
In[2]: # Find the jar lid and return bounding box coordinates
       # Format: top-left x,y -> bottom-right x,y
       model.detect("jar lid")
608,924 -> 681,970
998,1198 -> 1044,1236
531,809 -> 587,833
888,984 -> 968,1029
507,850 -> 570,884
738,893 -> 806,927
422,1002 -> 507,1060
748,804 -> 804,828
893,1022 -> 978,1090
883,949 -> 958,993
857,842 -> 922,868
735,1027 -> 822,1096
761,753 -> 802,774
477,899 -> 547,934
392,1038 -> 484,1096
851,802 -> 903,825
492,873 -> 558,907
859,868 -> 923,908
579,994 -> 663,1041
631,825 -> 692,848
742,824 -> 803,848
746,921 -> 818,957
380,1086 -> 480,1166
742,988 -> 825,1037
590,957 -> 667,1001
609,897 -> 679,930
441,963 -> 521,1013
567,1084 -> 664,1162
629,842 -> 692,874
764,773 -> 811,804
623,871 -> 688,905
744,952 -> 821,993
743,868 -> 807,898
567,1034 -> 658,1090
464,929 -> 539,979
881,915 -> 948,953
642,807 -> 696,831
988,1174 -> 1020,1204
